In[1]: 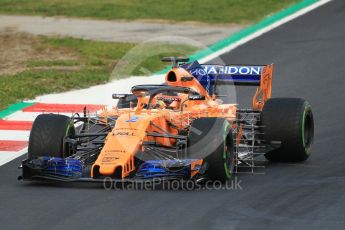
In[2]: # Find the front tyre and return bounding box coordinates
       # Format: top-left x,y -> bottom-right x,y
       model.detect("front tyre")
28,114 -> 75,159
262,98 -> 314,162
187,118 -> 235,182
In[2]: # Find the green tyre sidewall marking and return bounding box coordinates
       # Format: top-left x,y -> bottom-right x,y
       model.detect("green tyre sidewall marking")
65,122 -> 75,137
223,121 -> 232,179
63,121 -> 75,158
302,104 -> 312,155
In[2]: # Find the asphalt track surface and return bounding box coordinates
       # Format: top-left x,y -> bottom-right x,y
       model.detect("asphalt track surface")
1,1 -> 345,229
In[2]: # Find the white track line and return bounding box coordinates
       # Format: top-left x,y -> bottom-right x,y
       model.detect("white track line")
0,148 -> 27,166
31,75 -> 165,105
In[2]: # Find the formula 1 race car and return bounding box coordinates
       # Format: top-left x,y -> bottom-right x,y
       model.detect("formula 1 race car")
19,57 -> 314,183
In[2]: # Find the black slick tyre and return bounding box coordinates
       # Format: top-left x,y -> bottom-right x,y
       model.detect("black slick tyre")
261,98 -> 314,162
28,114 -> 75,159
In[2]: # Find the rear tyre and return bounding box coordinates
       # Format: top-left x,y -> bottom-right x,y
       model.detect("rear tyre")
28,114 -> 75,159
262,98 -> 314,162
188,118 -> 235,182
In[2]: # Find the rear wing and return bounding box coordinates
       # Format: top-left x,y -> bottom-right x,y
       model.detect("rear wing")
182,61 -> 274,110
200,65 -> 263,86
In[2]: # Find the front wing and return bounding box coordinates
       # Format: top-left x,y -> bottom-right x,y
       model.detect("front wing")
19,157 -> 206,183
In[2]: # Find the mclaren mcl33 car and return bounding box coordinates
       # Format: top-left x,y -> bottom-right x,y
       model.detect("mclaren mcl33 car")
19,57 -> 314,184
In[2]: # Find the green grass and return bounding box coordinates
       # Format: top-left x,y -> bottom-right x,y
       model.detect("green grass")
0,0 -> 300,24
0,36 -> 198,110
0,69 -> 109,110
27,60 -> 80,67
